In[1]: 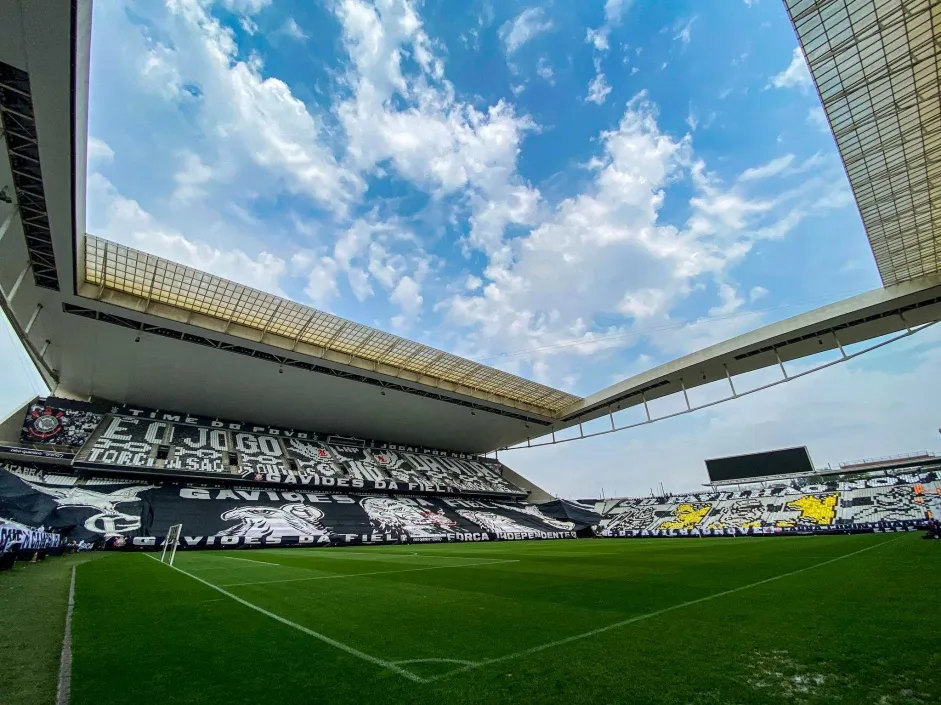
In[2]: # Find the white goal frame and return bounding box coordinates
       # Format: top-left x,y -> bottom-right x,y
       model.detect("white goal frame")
160,524 -> 183,566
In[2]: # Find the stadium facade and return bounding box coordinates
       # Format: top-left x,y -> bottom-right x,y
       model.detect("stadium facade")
1,0 -> 940,551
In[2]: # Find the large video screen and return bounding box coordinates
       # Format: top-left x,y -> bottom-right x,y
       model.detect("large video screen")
705,447 -> 814,483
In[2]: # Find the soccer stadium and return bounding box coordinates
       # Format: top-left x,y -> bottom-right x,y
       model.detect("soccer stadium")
2,1 -> 941,703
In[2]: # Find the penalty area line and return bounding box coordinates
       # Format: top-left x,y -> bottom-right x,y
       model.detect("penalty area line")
144,554 -> 426,683
426,537 -> 904,683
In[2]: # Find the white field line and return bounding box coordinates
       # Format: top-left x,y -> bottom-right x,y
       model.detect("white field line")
275,551 -> 502,562
393,658 -> 480,666
144,554 -> 426,683
186,564 -> 281,571
425,537 -> 902,682
56,565 -> 77,705
219,559 -> 520,587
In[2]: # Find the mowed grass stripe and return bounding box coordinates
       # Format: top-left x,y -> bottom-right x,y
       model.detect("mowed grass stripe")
143,554 -> 427,683
426,535 -> 903,681
68,534 -> 939,705
218,559 -> 520,587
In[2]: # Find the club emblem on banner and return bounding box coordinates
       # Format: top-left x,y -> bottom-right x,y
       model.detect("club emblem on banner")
25,408 -> 67,440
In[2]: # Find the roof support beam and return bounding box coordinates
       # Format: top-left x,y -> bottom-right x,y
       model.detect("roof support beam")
24,303 -> 42,335
5,259 -> 31,303
0,205 -> 18,246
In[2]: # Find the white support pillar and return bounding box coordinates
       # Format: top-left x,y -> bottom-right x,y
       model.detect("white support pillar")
832,331 -> 847,359
608,405 -> 616,431
724,364 -> 737,397
641,391 -> 651,422
39,339 -> 50,359
24,303 -> 42,335
679,378 -> 691,411
774,348 -> 789,380
5,260 -> 31,303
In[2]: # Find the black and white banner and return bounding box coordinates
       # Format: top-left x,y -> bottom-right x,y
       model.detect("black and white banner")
598,472 -> 940,535
0,463 -> 573,548
75,414 -> 523,496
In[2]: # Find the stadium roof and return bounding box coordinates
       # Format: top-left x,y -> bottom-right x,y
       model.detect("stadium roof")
1,0 -> 941,454
787,0 -> 941,286
81,235 -> 580,415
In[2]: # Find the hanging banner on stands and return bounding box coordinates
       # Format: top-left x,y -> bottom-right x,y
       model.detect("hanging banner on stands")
0,462 -> 570,548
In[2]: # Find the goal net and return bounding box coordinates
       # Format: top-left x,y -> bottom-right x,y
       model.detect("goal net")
160,524 -> 183,566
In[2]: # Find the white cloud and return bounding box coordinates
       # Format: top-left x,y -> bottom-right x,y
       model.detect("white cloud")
587,0 -> 633,53
738,154 -> 795,182
221,0 -> 271,15
536,57 -> 554,83
87,172 -> 287,295
749,285 -> 769,302
708,282 -> 745,316
769,47 -> 813,90
686,105 -> 698,131
172,151 -> 213,203
281,17 -> 307,41
807,105 -> 829,132
586,59 -> 612,105
390,275 -> 423,317
87,137 -> 114,164
139,0 -> 361,214
673,16 -> 696,45
499,7 -> 553,54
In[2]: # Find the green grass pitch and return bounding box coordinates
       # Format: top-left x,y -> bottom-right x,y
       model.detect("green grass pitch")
14,534 -> 941,704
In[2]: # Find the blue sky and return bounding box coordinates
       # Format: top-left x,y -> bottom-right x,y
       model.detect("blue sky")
2,0 -> 939,497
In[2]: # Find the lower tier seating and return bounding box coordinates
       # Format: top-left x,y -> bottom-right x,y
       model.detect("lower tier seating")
0,463 -> 575,547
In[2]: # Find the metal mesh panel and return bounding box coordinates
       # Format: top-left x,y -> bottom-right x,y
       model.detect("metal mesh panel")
83,235 -> 581,413
787,0 -> 941,285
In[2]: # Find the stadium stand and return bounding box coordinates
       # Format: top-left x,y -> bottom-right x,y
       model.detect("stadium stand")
598,471 -> 941,537
0,517 -> 62,568
6,396 -> 938,549
18,397 -> 525,496
0,462 -> 575,547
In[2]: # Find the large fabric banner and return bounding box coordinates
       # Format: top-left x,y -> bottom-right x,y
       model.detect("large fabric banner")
0,463 -> 574,548
597,471 -> 941,536
73,413 -> 523,497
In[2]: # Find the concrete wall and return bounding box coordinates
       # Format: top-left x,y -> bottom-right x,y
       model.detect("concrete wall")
0,397 -> 32,443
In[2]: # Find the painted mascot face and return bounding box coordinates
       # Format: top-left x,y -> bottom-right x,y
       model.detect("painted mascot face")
218,504 -> 327,538
360,497 -> 456,537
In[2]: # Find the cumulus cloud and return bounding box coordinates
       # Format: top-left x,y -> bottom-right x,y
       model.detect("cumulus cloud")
587,0 -> 633,52
87,137 -> 114,164
87,172 -> 288,295
808,105 -> 829,132
769,47 -> 813,90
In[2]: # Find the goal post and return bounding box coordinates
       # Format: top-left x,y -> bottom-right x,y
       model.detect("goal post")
160,524 -> 183,566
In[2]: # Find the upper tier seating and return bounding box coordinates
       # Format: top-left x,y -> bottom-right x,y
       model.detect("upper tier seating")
18,398 -> 524,497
